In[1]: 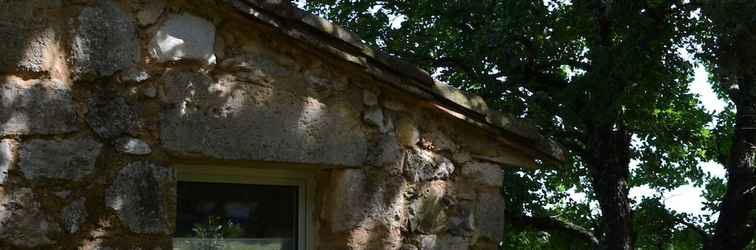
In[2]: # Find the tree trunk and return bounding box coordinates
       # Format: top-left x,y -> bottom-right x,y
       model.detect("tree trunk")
702,2 -> 756,246
586,127 -> 634,250
706,78 -> 756,250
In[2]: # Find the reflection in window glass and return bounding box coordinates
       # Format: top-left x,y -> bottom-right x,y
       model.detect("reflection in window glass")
174,181 -> 298,250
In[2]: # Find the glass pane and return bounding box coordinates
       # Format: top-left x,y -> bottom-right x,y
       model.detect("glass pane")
174,181 -> 298,250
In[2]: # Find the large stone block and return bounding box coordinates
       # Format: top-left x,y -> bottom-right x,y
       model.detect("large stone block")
321,169 -> 369,232
366,135 -> 402,168
72,0 -> 139,78
446,199 -> 475,236
0,0 -> 62,73
160,68 -> 368,166
0,139 -> 11,184
322,169 -> 407,233
461,161 -> 503,187
476,191 -> 505,243
149,13 -> 216,64
105,161 -> 175,234
0,78 -> 78,136
18,135 -> 102,181
0,188 -> 61,247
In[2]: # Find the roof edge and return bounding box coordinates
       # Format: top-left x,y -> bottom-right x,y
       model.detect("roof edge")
227,0 -> 567,164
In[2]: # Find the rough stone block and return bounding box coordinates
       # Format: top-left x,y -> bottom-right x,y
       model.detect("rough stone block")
363,106 -> 393,133
0,188 -> 61,247
447,199 -> 475,236
72,0 -> 139,78
382,98 -> 406,111
0,139 -> 11,184
363,107 -> 385,129
461,161 -> 503,187
321,169 -> 369,232
105,161 -> 175,234
404,148 -> 454,182
115,137 -> 152,155
414,234 -> 438,250
476,191 -> 505,243
366,135 -> 402,168
421,131 -> 458,152
0,78 -> 78,136
363,90 -> 378,106
18,135 -> 102,181
150,13 -> 216,64
61,197 -> 87,234
118,67 -> 151,83
160,69 -> 368,166
398,118 -> 419,147
0,0 -> 62,73
54,190 -> 72,199
408,181 -> 449,234
322,169 -> 407,234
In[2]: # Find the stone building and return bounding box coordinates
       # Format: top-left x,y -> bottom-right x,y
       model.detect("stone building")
0,0 -> 564,249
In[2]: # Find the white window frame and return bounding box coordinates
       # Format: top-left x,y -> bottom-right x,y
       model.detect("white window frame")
175,164 -> 317,250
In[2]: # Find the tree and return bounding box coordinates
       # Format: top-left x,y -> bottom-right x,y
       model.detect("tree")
696,0 -> 756,249
302,0 -> 712,249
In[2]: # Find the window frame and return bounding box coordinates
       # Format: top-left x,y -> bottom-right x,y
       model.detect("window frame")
175,164 -> 317,250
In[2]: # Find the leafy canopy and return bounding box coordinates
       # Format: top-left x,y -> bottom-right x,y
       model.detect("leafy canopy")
302,0 -> 719,248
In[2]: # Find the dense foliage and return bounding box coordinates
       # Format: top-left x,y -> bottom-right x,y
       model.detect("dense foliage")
301,0 -> 755,248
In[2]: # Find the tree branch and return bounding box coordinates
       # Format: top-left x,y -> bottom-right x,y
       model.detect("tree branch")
508,212 -> 600,247
673,216 -> 709,241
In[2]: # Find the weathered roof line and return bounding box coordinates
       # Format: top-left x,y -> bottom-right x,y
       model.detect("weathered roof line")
228,0 -> 566,164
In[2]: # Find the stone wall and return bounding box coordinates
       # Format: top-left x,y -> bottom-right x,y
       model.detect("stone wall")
0,0 -> 528,249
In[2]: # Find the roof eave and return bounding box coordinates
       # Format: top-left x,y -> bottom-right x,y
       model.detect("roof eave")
227,0 -> 567,165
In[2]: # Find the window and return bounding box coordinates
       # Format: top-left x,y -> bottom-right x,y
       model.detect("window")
174,165 -> 315,250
